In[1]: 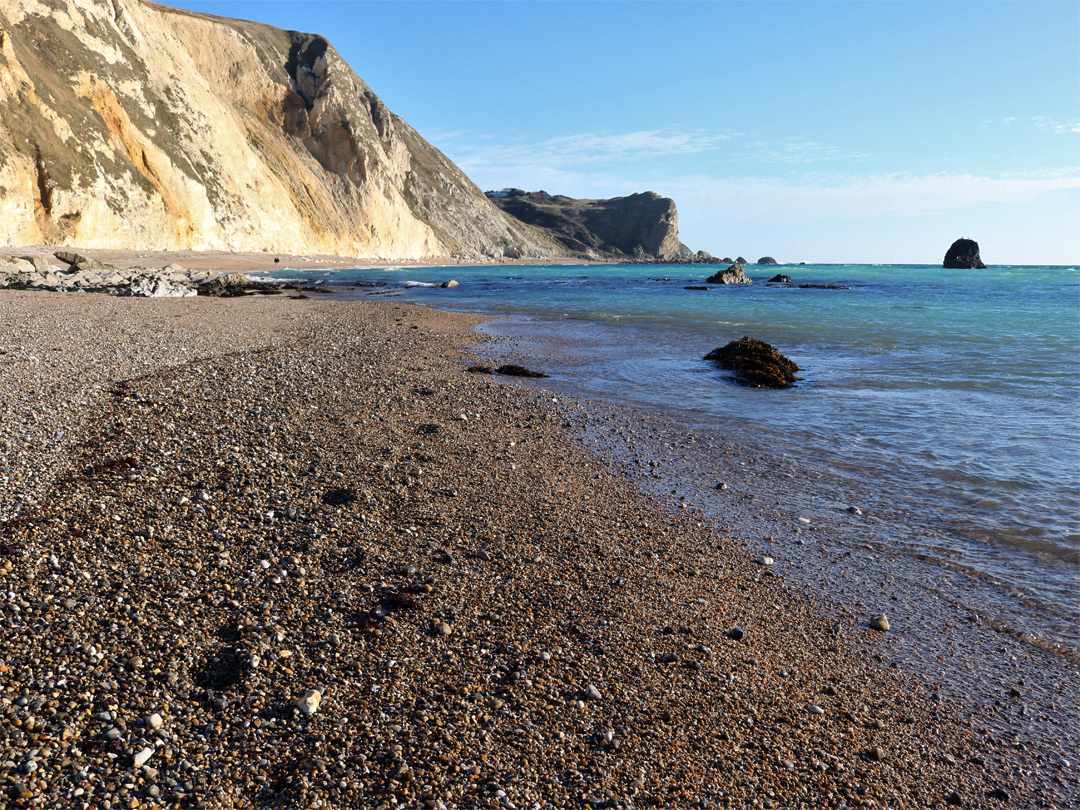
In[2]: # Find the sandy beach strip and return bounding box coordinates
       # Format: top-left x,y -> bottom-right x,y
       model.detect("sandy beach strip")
0,291 -> 1072,809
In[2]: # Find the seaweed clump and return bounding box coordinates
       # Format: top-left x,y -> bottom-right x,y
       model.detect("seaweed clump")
704,337 -> 801,389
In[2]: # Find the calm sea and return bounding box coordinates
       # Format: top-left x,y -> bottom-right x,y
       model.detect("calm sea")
262,262 -> 1080,653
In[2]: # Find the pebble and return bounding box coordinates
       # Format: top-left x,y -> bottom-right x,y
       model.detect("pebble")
296,689 -> 322,715
133,748 -> 154,768
870,613 -> 890,632
585,684 -> 603,701
728,627 -> 745,641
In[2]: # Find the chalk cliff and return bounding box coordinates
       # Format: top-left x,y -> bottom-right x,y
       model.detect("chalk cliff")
0,0 -> 567,259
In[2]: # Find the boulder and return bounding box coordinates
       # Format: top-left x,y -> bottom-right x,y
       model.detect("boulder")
757,256 -> 778,265
122,277 -> 197,298
705,263 -> 751,285
943,238 -> 986,269
437,279 -> 459,288
768,274 -> 792,283
704,336 -> 801,389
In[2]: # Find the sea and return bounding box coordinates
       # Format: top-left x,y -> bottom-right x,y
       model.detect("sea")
259,262 -> 1080,666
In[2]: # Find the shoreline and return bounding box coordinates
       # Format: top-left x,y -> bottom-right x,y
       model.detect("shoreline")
0,246 -> 606,275
0,291 -> 1076,808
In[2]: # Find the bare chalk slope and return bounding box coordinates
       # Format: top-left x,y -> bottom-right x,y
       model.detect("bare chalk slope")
0,0 -> 565,260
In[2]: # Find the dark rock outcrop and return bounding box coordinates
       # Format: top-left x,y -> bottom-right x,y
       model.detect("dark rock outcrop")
705,263 -> 751,285
943,238 -> 986,269
704,337 -> 801,389
487,189 -> 697,262
768,274 -> 792,283
757,256 -> 778,265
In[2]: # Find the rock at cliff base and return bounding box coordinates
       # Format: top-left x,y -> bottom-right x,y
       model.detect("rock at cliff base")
704,337 -> 801,389
122,277 -> 197,298
768,274 -> 792,283
943,238 -> 986,269
705,263 -> 751,285
757,256 -> 778,265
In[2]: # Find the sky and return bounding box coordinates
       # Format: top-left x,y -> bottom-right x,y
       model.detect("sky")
161,1 -> 1079,264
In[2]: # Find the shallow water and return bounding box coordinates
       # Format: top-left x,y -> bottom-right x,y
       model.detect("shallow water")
263,262 -> 1080,653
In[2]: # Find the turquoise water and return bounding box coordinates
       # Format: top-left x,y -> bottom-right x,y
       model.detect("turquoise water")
264,262 -> 1080,648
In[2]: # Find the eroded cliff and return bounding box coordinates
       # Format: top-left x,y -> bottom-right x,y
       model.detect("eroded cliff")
487,189 -> 712,263
0,0 -> 565,259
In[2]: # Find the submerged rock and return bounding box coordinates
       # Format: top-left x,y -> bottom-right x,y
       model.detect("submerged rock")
943,238 -> 986,269
705,262 -> 751,285
496,364 -> 549,378
704,337 -> 801,389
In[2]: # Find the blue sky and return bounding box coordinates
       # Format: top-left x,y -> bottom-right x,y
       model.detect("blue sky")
164,1 -> 1078,264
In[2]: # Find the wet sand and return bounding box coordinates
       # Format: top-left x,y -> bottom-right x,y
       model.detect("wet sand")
0,290 -> 1076,809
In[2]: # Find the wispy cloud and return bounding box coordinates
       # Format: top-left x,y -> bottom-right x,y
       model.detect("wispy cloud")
744,136 -> 872,164
984,116 -> 1080,134
666,169 -> 1080,224
1031,116 -> 1080,135
434,127 -> 733,173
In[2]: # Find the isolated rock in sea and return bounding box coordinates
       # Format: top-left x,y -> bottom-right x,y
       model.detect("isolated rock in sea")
736,256 -> 748,265
768,274 -> 792,283
757,256 -> 778,265
705,262 -> 751,285
437,279 -> 459,288
704,337 -> 801,389
943,238 -> 986,269
720,257 -> 734,264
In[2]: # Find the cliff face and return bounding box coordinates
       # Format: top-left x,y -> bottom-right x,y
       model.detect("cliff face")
488,190 -> 695,262
0,0 -> 564,259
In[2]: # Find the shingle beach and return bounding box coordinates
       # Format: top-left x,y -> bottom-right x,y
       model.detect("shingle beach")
0,291 -> 1074,809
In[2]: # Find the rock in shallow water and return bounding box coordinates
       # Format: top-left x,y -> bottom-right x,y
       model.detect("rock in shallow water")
704,337 -> 801,389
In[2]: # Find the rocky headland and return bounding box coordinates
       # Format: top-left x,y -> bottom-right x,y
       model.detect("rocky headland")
485,189 -> 719,264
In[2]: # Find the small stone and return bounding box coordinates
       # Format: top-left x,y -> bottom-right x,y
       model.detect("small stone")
870,746 -> 886,762
435,621 -> 452,637
297,689 -> 321,715
808,705 -> 824,716
133,748 -> 153,768
728,627 -> 745,641
715,482 -> 728,491
147,713 -> 163,730
757,556 -> 774,566
946,791 -> 964,806
847,505 -> 863,515
585,684 -> 602,701
987,788 -> 1010,801
870,614 -> 890,632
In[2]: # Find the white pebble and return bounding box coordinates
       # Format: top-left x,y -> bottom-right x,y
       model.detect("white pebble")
297,689 -> 322,715
133,747 -> 154,767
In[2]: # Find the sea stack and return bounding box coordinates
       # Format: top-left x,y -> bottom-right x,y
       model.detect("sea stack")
943,238 -> 986,269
